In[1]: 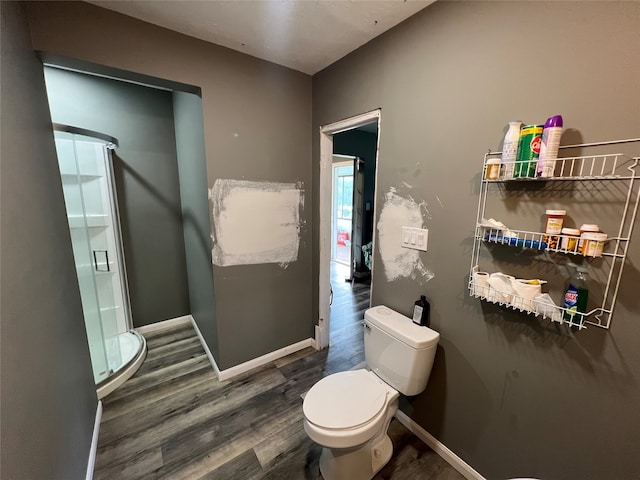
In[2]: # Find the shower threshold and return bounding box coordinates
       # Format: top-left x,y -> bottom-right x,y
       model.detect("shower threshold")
96,331 -> 147,399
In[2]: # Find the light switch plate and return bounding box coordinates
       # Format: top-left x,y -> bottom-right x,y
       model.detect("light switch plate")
401,227 -> 428,251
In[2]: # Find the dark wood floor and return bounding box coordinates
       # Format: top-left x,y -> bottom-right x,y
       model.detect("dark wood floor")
94,262 -> 464,479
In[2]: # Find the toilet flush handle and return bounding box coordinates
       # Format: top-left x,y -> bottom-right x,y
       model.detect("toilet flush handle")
361,321 -> 371,330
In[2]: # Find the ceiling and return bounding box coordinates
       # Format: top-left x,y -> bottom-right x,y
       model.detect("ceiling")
88,1 -> 435,75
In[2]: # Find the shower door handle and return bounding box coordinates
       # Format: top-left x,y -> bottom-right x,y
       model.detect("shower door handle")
93,250 -> 110,272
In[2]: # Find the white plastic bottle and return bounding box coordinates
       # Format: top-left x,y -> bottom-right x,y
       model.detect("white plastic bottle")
501,121 -> 522,178
536,115 -> 563,177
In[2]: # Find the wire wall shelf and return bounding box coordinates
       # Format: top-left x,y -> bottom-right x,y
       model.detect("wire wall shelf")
482,153 -> 638,182
470,142 -> 640,330
476,227 -> 627,259
469,266 -> 593,330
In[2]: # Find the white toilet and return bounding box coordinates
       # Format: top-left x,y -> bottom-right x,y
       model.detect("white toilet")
303,305 -> 440,480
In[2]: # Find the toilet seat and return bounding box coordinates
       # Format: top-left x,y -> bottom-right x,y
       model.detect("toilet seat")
304,370 -> 388,430
303,369 -> 400,450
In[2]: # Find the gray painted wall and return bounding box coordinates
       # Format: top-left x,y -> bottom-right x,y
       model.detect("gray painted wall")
0,2 -> 97,479
173,91 -> 219,361
43,67 -> 190,327
27,1 -> 313,369
313,2 -> 640,479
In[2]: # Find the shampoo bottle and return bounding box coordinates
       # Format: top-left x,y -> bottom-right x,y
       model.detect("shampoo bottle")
563,266 -> 589,327
501,121 -> 522,179
536,115 -> 563,177
413,295 -> 430,327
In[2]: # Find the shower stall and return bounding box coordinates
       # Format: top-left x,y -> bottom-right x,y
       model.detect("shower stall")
53,124 -> 146,398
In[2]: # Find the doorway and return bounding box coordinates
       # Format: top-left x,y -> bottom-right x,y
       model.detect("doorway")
332,157 -> 355,267
317,109 -> 381,349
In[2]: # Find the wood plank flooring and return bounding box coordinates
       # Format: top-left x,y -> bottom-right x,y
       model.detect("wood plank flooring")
94,262 -> 464,479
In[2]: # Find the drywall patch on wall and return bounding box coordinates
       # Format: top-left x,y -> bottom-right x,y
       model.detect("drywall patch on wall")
377,188 -> 434,282
210,179 -> 303,267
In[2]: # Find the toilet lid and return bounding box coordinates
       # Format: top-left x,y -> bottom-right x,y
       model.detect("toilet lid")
303,370 -> 388,429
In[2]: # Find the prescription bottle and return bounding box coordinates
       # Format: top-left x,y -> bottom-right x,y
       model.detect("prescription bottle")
579,224 -> 600,254
582,232 -> 607,257
544,210 -> 566,234
543,210 -> 566,250
560,228 -> 580,253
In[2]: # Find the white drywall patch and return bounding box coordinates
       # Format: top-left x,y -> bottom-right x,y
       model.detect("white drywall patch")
210,179 -> 303,267
377,189 -> 434,282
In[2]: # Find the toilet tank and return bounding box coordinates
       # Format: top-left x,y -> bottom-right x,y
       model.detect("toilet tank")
364,305 -> 440,396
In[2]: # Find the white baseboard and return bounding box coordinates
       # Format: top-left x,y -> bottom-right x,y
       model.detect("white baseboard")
217,338 -> 315,382
85,400 -> 102,480
189,315 -> 221,377
189,316 -> 314,381
394,410 -> 485,480
135,315 -> 191,334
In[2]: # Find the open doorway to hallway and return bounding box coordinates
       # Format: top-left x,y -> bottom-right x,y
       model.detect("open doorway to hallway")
317,109 -> 380,349
329,122 -> 378,344
331,157 -> 355,267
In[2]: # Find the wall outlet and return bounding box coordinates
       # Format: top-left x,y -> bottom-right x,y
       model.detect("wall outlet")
401,226 -> 428,251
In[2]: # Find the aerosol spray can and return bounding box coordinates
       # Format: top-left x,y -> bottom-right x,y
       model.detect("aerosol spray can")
536,115 -> 564,177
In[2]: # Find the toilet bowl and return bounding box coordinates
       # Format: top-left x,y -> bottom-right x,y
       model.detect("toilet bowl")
304,369 -> 400,480
303,306 -> 440,480
304,369 -> 399,449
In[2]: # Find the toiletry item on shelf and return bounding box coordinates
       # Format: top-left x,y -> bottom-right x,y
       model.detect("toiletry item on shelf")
485,156 -> 501,180
560,228 -> 580,252
536,115 -> 564,177
484,230 -> 547,249
563,266 -> 589,326
488,272 -> 515,303
514,124 -> 543,178
582,232 -> 607,257
479,218 -> 508,230
511,278 -> 543,312
412,295 -> 430,327
472,271 -> 490,298
501,121 -> 522,178
578,224 -> 600,254
534,293 -> 562,322
543,209 -> 566,250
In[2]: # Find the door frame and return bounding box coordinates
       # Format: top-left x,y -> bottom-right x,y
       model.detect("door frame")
317,109 -> 381,349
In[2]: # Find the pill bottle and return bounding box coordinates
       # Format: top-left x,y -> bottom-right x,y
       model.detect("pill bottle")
582,232 -> 607,257
544,210 -> 566,234
485,157 -> 501,180
542,210 -> 566,250
579,224 -> 600,254
560,228 -> 580,252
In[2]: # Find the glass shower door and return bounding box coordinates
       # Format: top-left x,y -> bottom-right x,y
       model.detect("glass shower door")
55,132 -> 111,383
55,129 -> 131,385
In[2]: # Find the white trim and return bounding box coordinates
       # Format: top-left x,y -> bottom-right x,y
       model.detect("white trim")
320,109 -> 382,135
318,109 -> 380,350
319,129 -> 333,348
394,410 -> 486,480
189,315 -> 221,377
85,400 -> 102,480
134,315 -> 191,334
188,314 -> 315,381
217,338 -> 315,382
